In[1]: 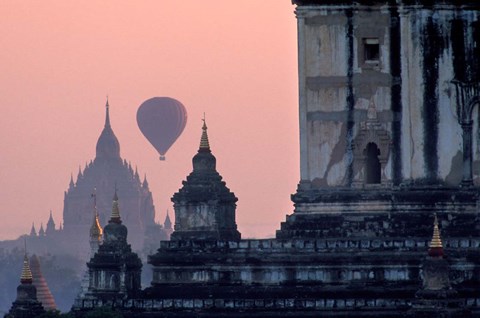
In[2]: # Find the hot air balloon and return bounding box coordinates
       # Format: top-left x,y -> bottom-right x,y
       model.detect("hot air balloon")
137,97 -> 187,160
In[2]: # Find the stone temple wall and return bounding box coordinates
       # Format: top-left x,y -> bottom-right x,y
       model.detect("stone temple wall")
296,2 -> 480,187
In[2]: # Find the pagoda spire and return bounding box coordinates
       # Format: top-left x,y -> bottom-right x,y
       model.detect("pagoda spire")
135,166 -> 140,182
143,174 -> 149,188
428,214 -> 443,257
7,240 -> 45,317
164,210 -> 172,230
77,166 -> 83,180
30,223 -> 37,236
105,97 -> 111,128
95,98 -> 120,161
46,211 -> 55,235
90,188 -> 103,243
199,115 -> 211,152
69,174 -> 75,189
21,241 -> 33,284
109,187 -> 122,224
38,224 -> 45,236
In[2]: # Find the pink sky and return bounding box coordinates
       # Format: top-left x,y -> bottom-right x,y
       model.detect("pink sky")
0,1 -> 299,240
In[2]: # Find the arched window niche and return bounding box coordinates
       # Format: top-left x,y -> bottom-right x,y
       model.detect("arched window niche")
364,142 -> 381,184
352,127 -> 391,187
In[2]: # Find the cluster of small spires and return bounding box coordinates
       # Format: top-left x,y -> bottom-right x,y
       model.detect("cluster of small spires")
30,211 -> 60,237
68,161 -> 148,191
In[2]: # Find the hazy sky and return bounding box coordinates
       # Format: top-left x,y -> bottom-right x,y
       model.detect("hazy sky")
0,1 -> 299,240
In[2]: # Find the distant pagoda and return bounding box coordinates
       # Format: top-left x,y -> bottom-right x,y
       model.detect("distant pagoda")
73,191 -> 142,310
30,255 -> 56,311
6,248 -> 45,318
62,99 -> 167,257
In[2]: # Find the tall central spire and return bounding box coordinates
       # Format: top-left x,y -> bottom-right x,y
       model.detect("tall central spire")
95,98 -> 121,161
105,97 -> 111,128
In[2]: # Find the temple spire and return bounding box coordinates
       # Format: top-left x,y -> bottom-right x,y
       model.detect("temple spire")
143,174 -> 149,188
77,166 -> 83,180
69,174 -> 75,189
199,115 -> 211,152
90,188 -> 103,241
109,187 -> 122,224
21,240 -> 33,284
46,210 -> 55,235
105,97 -> 111,128
38,224 -> 45,236
135,166 -> 140,182
95,98 -> 121,160
30,223 -> 37,236
164,210 -> 172,230
428,214 -> 443,257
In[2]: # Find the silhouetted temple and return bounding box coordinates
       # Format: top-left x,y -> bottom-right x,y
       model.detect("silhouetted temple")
73,191 -> 142,307
62,100 -> 170,257
72,0 -> 480,317
5,251 -> 45,318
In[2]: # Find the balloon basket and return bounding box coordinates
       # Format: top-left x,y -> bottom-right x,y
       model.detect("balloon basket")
160,156 -> 166,161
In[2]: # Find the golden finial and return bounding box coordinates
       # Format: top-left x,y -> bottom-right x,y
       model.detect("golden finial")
90,188 -> 103,240
21,239 -> 33,284
199,113 -> 210,151
90,211 -> 103,240
109,186 -> 121,223
428,214 -> 444,257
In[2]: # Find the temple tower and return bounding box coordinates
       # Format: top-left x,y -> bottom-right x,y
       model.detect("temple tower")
73,191 -> 142,308
6,249 -> 45,318
292,0 -> 480,188
279,0 -> 480,239
170,120 -> 240,241
62,99 -> 161,256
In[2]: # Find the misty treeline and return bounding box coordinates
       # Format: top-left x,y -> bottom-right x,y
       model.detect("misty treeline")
0,247 -> 82,314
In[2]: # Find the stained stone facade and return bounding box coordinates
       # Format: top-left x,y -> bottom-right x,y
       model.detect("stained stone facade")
71,1 -> 480,317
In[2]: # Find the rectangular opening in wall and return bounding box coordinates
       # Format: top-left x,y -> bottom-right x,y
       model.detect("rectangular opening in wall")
364,38 -> 380,62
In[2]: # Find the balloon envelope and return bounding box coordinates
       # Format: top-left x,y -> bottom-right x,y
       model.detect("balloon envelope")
137,97 -> 187,160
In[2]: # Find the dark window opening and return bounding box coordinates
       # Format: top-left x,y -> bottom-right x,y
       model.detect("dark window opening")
365,142 -> 381,184
364,38 -> 380,62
